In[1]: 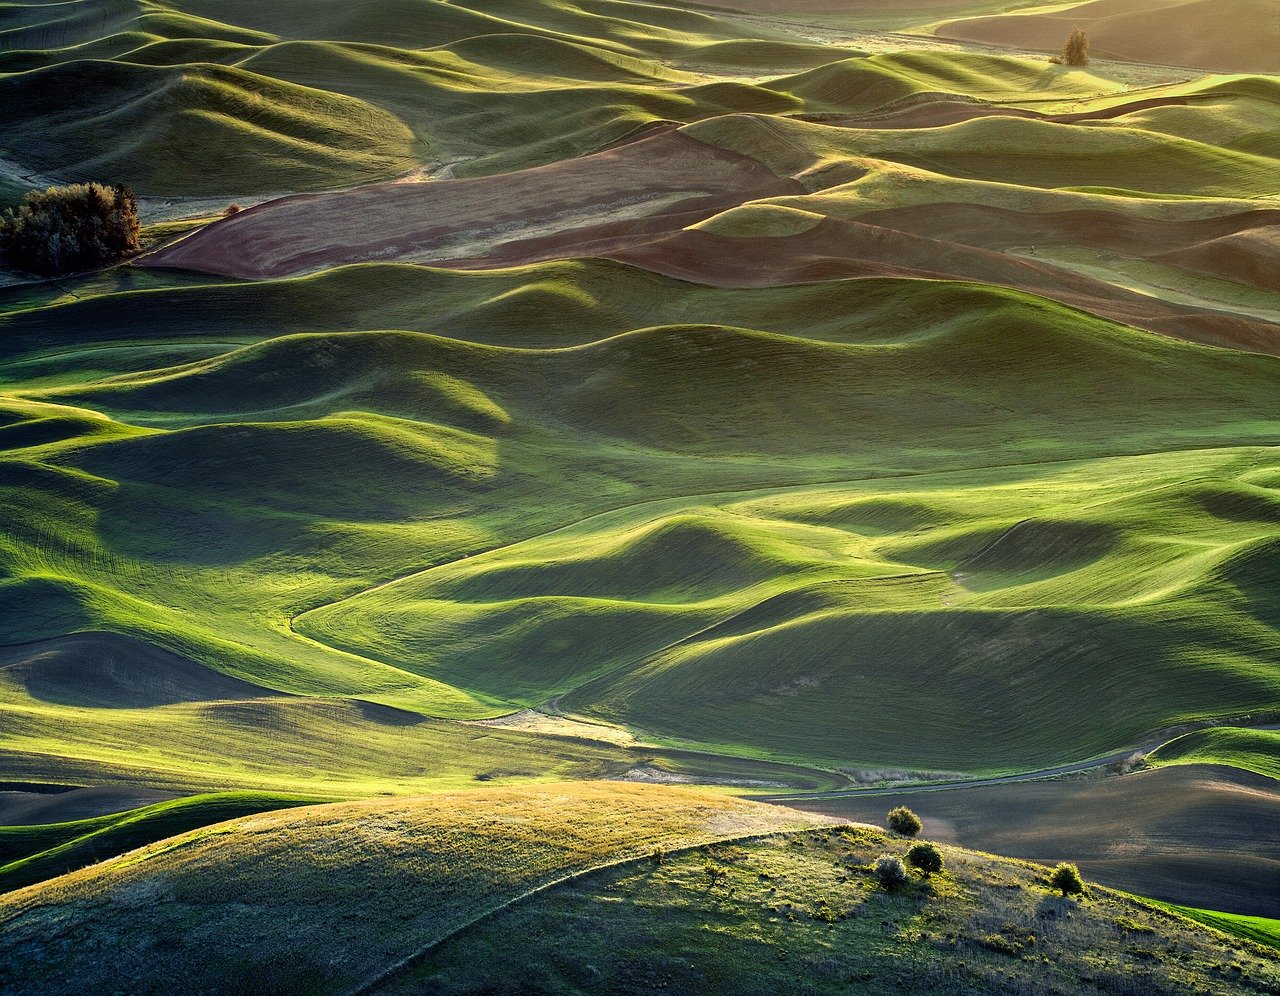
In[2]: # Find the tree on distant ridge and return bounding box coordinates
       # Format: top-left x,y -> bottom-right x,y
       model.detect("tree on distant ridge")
1059,27 -> 1090,67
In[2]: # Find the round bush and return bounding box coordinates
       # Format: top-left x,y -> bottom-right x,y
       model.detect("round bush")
874,855 -> 910,892
1049,862 -> 1085,897
906,841 -> 943,878
886,806 -> 922,837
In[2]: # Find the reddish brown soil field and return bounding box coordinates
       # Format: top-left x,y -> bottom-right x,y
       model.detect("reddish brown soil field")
1155,226 -> 1280,294
785,764 -> 1280,918
146,129 -> 803,279
146,126 -> 1279,355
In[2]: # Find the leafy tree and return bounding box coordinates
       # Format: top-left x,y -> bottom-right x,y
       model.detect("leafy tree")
0,183 -> 140,277
1049,862 -> 1085,897
886,806 -> 922,837
1060,27 -> 1089,67
906,841 -> 943,879
874,855 -> 910,892
703,860 -> 727,889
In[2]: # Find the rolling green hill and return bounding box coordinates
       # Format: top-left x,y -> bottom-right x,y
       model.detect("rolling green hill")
0,265 -> 1275,776
0,0 -> 1277,984
0,790 -> 320,894
1148,726 -> 1280,780
0,783 -> 833,992
0,784 -> 1274,994
5,0 -> 1273,197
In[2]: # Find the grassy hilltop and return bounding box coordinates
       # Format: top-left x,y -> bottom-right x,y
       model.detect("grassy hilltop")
1,784 -> 1277,994
0,0 -> 1277,990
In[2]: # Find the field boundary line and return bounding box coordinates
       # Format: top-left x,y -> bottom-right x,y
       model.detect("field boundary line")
347,822 -> 837,995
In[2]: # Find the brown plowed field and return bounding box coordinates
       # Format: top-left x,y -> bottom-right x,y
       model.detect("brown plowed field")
1155,226 -> 1280,294
936,0 -> 1280,74
0,786 -> 179,826
145,127 -> 1278,354
786,764 -> 1280,917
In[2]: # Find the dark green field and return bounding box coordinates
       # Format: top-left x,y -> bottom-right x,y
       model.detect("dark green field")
0,0 -> 1276,991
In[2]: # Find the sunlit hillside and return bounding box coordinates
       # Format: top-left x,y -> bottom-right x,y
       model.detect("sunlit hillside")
0,0 -> 1276,991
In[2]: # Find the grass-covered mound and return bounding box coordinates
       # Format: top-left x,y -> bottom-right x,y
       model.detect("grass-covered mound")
6,0 -> 1273,196
0,791 -> 321,894
1148,726 -> 1280,780
402,825 -> 1280,995
1,784 -> 1272,994
0,783 -> 833,993
686,112 -> 1278,200
0,0 -> 842,193
785,761 -> 1280,919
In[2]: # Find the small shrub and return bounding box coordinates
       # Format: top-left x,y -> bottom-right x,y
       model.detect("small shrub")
0,183 -> 140,276
223,203 -> 243,217
977,933 -> 1021,956
873,855 -> 910,892
703,860 -> 727,889
886,806 -> 922,837
811,899 -> 846,923
1060,27 -> 1089,67
906,841 -> 943,879
651,845 -> 665,866
1049,862 -> 1086,897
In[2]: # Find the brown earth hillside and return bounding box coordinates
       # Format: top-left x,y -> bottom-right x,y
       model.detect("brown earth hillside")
937,0 -> 1280,74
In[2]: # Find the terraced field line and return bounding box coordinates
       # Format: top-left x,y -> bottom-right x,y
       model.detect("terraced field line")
349,825 -> 833,996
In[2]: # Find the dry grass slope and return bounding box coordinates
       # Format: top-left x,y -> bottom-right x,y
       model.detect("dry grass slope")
0,782 -> 832,994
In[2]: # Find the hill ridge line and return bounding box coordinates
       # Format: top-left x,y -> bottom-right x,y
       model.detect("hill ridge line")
287,443 -> 1278,684
346,822 -> 835,996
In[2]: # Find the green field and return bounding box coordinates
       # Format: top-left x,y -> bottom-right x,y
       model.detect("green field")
0,0 -> 1277,989
0,791 -> 321,894
0,260 -> 1275,777
1148,726 -> 1280,780
1154,902 -> 1280,951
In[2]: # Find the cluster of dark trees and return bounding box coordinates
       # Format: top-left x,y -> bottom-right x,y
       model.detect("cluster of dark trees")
877,805 -> 1085,897
0,183 -> 141,277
